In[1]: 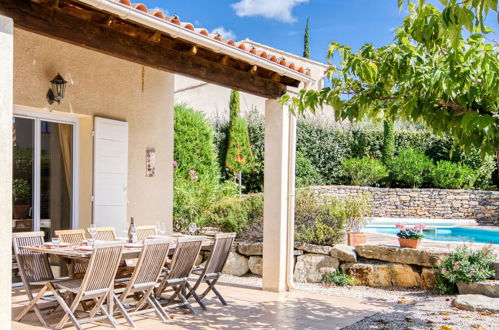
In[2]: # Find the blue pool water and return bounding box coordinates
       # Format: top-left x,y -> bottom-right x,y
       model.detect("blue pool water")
365,226 -> 499,244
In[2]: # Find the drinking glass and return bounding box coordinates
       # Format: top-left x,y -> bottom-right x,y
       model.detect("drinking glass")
88,224 -> 97,239
159,222 -> 167,235
188,222 -> 197,235
51,237 -> 61,248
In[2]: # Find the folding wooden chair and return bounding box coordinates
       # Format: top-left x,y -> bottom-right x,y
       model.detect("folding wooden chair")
55,229 -> 88,277
155,238 -> 203,315
91,227 -> 117,241
114,239 -> 172,326
15,241 -> 127,330
136,225 -> 157,240
13,232 -> 60,327
187,233 -> 236,309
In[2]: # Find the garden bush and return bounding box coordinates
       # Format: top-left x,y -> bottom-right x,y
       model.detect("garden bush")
322,270 -> 352,286
431,161 -> 477,189
435,245 -> 496,294
341,157 -> 389,186
390,148 -> 434,188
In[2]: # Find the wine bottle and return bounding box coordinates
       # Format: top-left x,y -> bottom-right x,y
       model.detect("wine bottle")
128,217 -> 137,243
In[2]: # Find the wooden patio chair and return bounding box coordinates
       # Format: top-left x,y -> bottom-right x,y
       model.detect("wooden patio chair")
55,229 -> 88,278
12,231 -> 60,327
113,239 -> 172,326
186,233 -> 236,309
136,225 -> 157,240
92,227 -> 116,241
155,238 -> 203,315
15,241 -> 128,330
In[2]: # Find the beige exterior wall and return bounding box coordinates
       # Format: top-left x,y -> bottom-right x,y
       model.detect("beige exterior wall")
13,28 -> 174,231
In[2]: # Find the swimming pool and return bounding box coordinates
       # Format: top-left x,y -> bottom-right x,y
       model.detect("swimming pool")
365,226 -> 499,244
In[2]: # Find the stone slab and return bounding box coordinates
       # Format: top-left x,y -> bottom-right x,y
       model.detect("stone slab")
330,244 -> 357,262
237,242 -> 263,256
296,243 -> 333,255
452,294 -> 499,313
457,280 -> 499,298
355,244 -> 447,267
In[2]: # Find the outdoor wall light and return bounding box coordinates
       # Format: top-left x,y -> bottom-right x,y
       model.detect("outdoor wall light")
47,73 -> 67,105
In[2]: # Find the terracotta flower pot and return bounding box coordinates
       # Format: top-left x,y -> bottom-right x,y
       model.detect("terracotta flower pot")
398,238 -> 420,248
347,232 -> 366,247
13,204 -> 30,219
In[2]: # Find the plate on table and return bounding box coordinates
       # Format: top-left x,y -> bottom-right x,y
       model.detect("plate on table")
75,246 -> 93,251
147,235 -> 170,239
125,243 -> 143,248
44,242 -> 69,248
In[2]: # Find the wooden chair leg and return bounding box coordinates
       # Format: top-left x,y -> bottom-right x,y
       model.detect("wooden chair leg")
147,296 -> 168,322
185,282 -> 207,310
50,285 -> 82,330
14,283 -> 49,327
112,293 -> 136,328
150,295 -> 171,321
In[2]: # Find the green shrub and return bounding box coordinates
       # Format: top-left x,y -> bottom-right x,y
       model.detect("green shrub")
173,104 -> 221,231
344,194 -> 372,232
203,194 -> 263,233
174,104 -> 219,180
390,148 -> 434,188
431,161 -> 477,189
341,157 -> 389,186
294,190 -> 347,246
322,270 -> 352,286
12,178 -> 31,204
296,151 -> 323,187
435,245 -> 496,294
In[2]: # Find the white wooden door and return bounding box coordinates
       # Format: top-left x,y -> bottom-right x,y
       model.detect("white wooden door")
93,117 -> 128,232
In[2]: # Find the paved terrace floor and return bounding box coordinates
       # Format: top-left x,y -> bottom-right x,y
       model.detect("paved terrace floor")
12,281 -> 386,329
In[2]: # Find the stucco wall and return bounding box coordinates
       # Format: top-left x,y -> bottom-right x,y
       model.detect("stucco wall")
13,28 -> 174,231
312,185 -> 499,225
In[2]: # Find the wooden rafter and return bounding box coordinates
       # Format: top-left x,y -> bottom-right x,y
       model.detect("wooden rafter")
1,0 -> 301,98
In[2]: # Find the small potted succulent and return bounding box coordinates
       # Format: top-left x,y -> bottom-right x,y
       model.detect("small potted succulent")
396,223 -> 425,248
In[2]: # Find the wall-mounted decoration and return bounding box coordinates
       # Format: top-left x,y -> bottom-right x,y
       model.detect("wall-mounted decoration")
146,147 -> 156,177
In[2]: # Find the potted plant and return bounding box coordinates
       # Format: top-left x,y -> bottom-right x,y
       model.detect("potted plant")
396,223 -> 425,248
345,194 -> 371,247
13,178 -> 31,219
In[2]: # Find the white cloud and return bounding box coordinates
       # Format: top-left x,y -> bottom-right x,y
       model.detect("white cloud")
211,27 -> 237,40
150,7 -> 170,16
231,0 -> 308,23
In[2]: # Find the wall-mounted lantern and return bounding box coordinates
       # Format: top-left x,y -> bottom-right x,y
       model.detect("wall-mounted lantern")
47,73 -> 67,105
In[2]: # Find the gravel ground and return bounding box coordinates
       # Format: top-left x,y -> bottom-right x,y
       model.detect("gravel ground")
219,275 -> 499,330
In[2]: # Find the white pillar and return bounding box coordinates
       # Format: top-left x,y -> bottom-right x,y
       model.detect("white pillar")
262,99 -> 290,292
0,14 -> 13,326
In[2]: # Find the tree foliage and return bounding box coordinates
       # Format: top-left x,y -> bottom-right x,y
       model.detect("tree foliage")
225,90 -> 255,174
284,0 -> 499,157
303,17 -> 311,58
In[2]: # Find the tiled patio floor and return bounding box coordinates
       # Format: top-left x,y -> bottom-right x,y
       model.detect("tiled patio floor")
12,281 -> 386,329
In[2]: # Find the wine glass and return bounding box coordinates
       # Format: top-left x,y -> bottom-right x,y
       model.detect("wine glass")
188,222 -> 197,235
51,237 -> 61,248
158,222 -> 167,236
88,224 -> 97,239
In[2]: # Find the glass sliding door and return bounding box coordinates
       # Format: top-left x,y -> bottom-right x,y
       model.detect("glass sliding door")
12,118 -> 35,232
40,121 -> 73,239
12,113 -> 77,241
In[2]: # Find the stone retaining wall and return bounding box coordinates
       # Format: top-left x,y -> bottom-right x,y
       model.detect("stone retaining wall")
220,242 -> 499,290
310,185 -> 499,225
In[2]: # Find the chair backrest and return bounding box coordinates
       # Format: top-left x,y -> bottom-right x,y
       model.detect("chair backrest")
136,225 -> 157,241
167,238 -> 203,280
127,239 -> 171,290
92,227 -> 116,241
80,241 -> 124,294
55,229 -> 86,243
12,232 -> 54,285
203,233 -> 236,275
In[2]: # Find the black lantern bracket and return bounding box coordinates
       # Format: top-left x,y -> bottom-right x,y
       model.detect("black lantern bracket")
47,73 -> 67,105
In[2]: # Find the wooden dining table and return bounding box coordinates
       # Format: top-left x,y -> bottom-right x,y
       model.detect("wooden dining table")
22,236 -> 214,277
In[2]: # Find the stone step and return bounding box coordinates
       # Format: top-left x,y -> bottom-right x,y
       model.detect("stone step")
452,294 -> 499,313
457,280 -> 499,298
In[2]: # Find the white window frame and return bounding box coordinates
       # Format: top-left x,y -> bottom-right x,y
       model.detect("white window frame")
13,108 -> 80,231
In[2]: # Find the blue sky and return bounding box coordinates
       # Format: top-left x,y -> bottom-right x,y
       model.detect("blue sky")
142,0 -> 497,65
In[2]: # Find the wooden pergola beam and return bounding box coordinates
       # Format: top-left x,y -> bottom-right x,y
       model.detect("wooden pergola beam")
1,0 -> 293,99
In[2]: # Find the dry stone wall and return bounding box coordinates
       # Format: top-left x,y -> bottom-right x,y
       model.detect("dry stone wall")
311,185 -> 499,225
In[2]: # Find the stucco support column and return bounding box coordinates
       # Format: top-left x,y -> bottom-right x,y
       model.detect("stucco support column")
0,14 -> 13,326
263,99 -> 290,292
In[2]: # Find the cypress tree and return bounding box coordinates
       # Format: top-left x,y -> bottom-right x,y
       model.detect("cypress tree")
303,18 -> 310,59
382,120 -> 395,166
225,90 -> 255,183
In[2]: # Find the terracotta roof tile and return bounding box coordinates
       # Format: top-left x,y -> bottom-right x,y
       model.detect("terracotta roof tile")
110,0 -> 310,77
